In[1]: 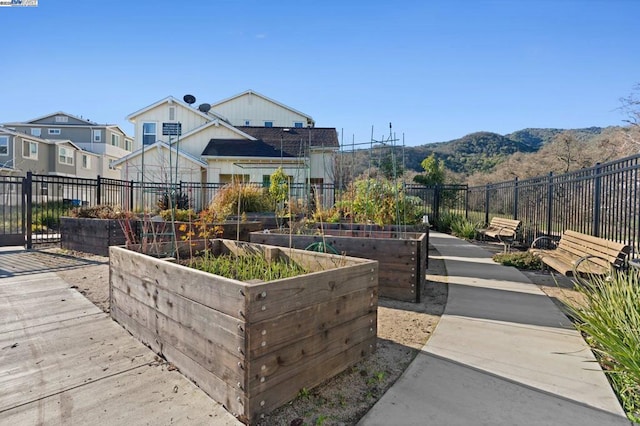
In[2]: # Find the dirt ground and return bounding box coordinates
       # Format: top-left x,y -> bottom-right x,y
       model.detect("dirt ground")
40,242 -> 583,426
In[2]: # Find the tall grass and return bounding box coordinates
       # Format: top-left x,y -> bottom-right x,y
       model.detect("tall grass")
189,253 -> 308,282
565,270 -> 640,421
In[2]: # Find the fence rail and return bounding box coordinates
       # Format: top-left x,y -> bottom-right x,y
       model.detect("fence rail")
2,152 -> 640,252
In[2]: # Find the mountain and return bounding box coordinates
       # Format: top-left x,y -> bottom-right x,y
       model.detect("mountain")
338,126 -> 619,181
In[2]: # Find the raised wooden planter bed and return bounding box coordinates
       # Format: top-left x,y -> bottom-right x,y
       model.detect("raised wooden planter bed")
251,227 -> 427,302
60,217 -> 138,256
109,240 -> 378,423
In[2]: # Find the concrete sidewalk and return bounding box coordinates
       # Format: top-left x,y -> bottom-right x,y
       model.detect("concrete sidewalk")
0,247 -> 240,425
359,232 -> 631,426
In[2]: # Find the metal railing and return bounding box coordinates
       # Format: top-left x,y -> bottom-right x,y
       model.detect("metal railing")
3,152 -> 640,252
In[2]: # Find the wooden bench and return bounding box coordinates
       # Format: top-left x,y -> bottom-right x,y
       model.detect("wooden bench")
529,230 -> 630,277
477,217 -> 521,249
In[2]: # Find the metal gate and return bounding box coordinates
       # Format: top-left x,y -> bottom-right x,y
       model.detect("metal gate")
0,176 -> 25,246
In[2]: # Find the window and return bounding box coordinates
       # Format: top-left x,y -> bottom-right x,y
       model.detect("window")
108,159 -> 117,170
55,115 -> 68,123
82,154 -> 91,169
142,122 -> 156,145
262,175 -> 270,187
23,140 -> 38,159
58,146 -> 74,165
0,136 -> 8,155
125,139 -> 132,151
92,129 -> 102,142
294,122 -> 304,128
244,120 -> 251,126
48,128 -> 61,135
169,106 -> 176,121
264,121 -> 273,128
111,134 -> 120,147
30,128 -> 41,137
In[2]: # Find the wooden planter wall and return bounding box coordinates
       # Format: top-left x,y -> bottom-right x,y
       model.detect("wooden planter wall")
251,229 -> 427,302
60,217 -> 137,256
109,240 -> 378,423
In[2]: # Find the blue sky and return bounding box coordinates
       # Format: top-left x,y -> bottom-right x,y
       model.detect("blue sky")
1,0 -> 638,146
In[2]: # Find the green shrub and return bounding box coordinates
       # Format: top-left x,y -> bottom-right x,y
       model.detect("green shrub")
565,270 -> 640,421
450,216 -> 478,239
492,251 -> 542,270
433,211 -> 462,233
159,208 -> 196,222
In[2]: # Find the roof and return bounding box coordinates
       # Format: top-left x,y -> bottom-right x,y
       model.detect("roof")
201,139 -> 296,158
210,90 -> 315,126
236,126 -> 339,156
0,126 -> 54,144
126,96 -> 228,123
20,111 -> 99,125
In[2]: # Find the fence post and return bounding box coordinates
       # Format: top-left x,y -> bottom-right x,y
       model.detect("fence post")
484,184 -> 490,226
25,172 -> 33,249
592,163 -> 602,237
513,177 -> 519,220
433,185 -> 441,224
546,172 -> 554,236
96,175 -> 102,205
129,180 -> 134,212
465,186 -> 469,220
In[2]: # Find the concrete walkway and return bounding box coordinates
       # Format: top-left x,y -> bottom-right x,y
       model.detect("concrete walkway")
0,247 -> 240,425
359,232 -> 631,426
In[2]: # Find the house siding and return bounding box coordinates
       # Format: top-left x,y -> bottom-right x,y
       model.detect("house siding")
212,93 -> 310,128
133,103 -> 210,151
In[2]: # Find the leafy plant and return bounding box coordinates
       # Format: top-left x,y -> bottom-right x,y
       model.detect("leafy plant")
493,251 -> 542,270
450,216 -> 478,239
564,270 -> 640,422
159,208 -> 195,222
335,177 -> 424,225
157,191 -> 190,210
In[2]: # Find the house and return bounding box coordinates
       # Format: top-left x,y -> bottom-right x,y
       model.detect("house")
2,112 -> 133,179
0,126 -> 98,177
114,91 -> 338,189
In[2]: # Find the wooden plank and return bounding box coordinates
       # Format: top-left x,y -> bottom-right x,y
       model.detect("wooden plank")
110,287 -> 245,389
110,305 -> 247,418
244,262 -> 377,322
247,338 -> 376,420
0,365 -> 240,426
247,287 -> 377,357
110,246 -> 247,319
564,230 -> 629,253
0,286 -> 102,333
0,313 -> 156,412
247,313 -> 376,393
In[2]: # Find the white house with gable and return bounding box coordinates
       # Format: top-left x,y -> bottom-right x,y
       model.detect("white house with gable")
114,90 -> 338,191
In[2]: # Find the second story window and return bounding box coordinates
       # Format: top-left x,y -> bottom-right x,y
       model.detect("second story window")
244,120 -> 251,126
294,122 -> 304,128
125,139 -> 132,151
23,140 -> 38,159
169,106 -> 176,121
82,154 -> 91,169
0,136 -> 8,155
264,121 -> 273,128
30,128 -> 41,137
55,115 -> 68,123
48,128 -> 61,135
111,134 -> 120,147
143,122 -> 156,146
58,146 -> 74,165
92,129 -> 102,142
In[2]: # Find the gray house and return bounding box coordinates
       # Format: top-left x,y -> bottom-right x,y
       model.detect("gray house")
0,126 -> 95,177
2,112 -> 133,179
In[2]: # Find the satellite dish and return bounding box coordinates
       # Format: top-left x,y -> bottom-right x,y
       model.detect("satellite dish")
183,94 -> 196,105
198,103 -> 211,113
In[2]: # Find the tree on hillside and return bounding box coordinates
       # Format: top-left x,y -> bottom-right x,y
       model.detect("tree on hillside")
619,84 -> 640,150
540,132 -> 592,173
413,153 -> 445,185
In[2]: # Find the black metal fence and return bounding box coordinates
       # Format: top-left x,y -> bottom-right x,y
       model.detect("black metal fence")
467,154 -> 640,252
3,153 -> 640,252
